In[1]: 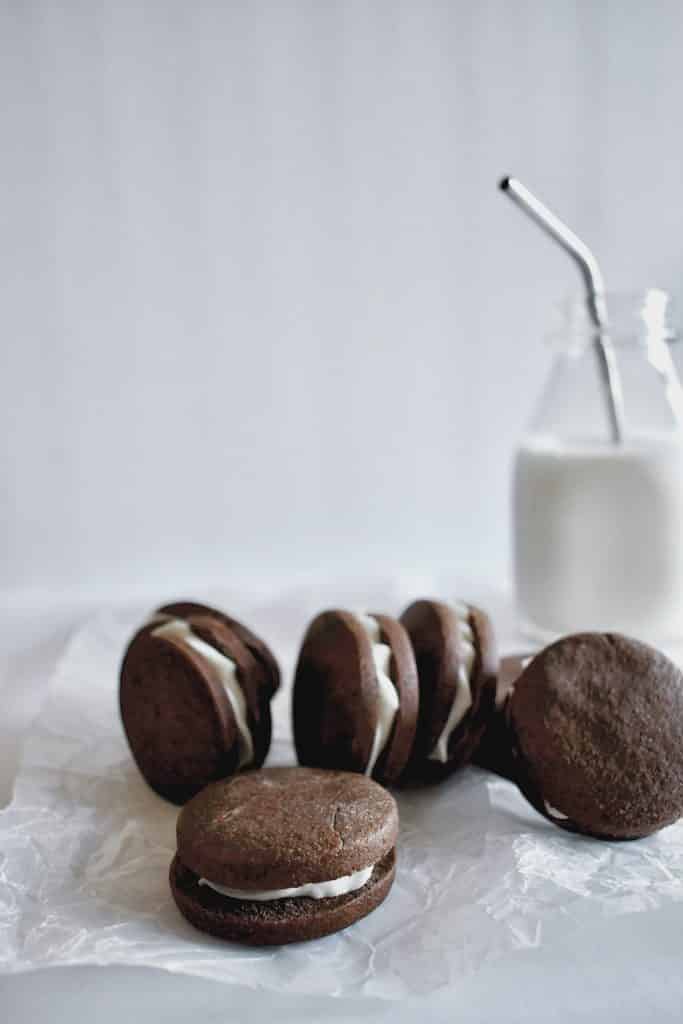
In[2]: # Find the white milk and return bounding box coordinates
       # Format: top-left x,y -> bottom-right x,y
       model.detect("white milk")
514,434 -> 683,638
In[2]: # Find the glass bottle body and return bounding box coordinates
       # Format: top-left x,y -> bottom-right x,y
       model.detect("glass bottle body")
513,292 -> 683,641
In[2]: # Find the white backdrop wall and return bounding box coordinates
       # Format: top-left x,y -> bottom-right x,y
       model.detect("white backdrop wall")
2,1 -> 683,597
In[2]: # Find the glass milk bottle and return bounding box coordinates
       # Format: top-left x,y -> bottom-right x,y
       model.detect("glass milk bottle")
514,290 -> 683,641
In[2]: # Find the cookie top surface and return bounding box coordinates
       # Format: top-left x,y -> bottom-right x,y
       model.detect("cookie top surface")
176,766 -> 399,889
510,632 -> 683,838
293,610 -> 418,784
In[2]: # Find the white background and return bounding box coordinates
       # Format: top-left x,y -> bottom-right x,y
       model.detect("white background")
3,7 -> 683,1016
3,0 -> 683,598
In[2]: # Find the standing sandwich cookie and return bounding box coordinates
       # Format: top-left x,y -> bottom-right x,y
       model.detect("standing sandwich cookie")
170,766 -> 398,945
509,632 -> 683,839
473,653 -> 532,778
399,599 -> 498,782
293,610 -> 419,785
120,601 -> 279,804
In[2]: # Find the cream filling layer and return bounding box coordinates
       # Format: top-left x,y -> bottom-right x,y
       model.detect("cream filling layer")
544,801 -> 569,821
356,614 -> 400,777
428,601 -> 475,763
198,863 -> 374,902
151,616 -> 254,769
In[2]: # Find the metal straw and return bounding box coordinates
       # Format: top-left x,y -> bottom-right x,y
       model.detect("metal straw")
499,176 -> 624,444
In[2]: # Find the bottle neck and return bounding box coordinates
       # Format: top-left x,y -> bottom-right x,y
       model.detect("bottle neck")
552,289 -> 677,353
531,324 -> 683,444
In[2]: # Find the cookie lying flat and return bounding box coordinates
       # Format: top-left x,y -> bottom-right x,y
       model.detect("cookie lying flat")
170,767 -> 398,945
293,610 -> 418,785
472,653 -> 532,778
509,632 -> 683,839
120,601 -> 279,804
400,599 -> 498,782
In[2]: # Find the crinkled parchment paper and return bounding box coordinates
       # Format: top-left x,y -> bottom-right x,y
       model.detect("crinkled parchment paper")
2,597 -> 683,998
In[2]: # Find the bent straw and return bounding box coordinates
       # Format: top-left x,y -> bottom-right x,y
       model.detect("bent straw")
500,176 -> 624,443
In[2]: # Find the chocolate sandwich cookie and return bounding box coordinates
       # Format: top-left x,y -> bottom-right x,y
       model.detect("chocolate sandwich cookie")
120,602 -> 279,804
400,599 -> 498,782
473,653 -> 532,778
293,610 -> 419,785
509,632 -> 683,839
170,766 -> 398,945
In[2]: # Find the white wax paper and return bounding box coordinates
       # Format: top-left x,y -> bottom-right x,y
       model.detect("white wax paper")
2,591 -> 683,998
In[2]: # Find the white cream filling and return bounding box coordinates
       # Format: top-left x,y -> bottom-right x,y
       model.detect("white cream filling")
544,801 -> 569,821
428,601 -> 475,763
198,863 -> 374,902
356,614 -> 400,777
151,617 -> 254,769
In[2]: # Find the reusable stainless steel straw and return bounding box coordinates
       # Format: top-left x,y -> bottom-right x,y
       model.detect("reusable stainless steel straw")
500,176 -> 624,444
